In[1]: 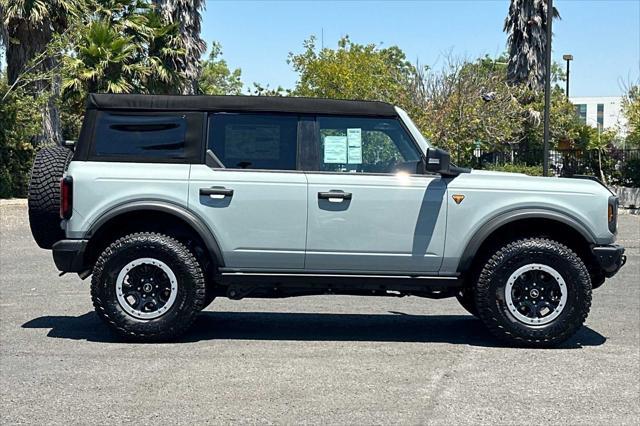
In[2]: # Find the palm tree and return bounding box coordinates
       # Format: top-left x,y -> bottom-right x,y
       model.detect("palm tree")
0,0 -> 81,143
504,0 -> 560,90
63,20 -> 145,95
152,0 -> 206,94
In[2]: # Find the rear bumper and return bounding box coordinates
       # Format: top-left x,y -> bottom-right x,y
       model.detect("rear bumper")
52,239 -> 88,273
592,244 -> 626,278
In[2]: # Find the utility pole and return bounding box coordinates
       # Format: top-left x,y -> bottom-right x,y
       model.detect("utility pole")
563,54 -> 573,97
543,0 -> 554,177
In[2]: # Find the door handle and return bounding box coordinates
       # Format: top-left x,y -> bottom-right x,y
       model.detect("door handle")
200,186 -> 234,198
318,191 -> 352,202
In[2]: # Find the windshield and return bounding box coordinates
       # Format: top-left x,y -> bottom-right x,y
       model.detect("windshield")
395,106 -> 430,155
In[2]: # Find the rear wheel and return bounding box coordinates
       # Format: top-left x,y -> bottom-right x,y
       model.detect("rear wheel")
91,232 -> 206,341
475,238 -> 591,348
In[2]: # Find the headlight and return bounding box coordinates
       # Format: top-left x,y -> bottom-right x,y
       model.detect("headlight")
608,196 -> 618,233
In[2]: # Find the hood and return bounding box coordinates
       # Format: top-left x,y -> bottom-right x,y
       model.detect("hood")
451,169 -> 613,198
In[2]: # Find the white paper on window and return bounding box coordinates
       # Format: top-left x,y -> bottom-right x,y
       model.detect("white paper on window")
323,135 -> 347,163
347,128 -> 362,164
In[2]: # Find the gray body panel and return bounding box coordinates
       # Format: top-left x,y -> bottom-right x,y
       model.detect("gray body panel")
305,172 -> 447,273
188,165 -> 308,269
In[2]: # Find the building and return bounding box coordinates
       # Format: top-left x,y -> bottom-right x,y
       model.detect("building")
569,96 -> 628,137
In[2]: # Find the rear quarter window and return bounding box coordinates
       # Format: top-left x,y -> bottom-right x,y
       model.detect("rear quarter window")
93,113 -> 188,159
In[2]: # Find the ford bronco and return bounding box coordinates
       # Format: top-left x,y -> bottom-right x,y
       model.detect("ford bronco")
27,94 -> 626,346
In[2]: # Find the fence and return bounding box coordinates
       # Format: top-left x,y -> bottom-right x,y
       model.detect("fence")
467,148 -> 640,185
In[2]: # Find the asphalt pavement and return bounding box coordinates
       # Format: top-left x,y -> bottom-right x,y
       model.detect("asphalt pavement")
1,200 -> 638,425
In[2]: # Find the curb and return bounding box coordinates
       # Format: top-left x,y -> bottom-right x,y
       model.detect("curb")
0,198 -> 28,206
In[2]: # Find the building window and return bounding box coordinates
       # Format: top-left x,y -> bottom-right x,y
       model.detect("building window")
575,104 -> 587,123
597,103 -> 604,129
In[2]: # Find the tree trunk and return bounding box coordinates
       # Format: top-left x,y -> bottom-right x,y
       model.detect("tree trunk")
598,150 -> 607,185
6,17 -> 62,144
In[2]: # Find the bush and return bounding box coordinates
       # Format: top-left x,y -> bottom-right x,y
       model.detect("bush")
618,158 -> 640,187
0,78 -> 41,198
484,163 -> 544,176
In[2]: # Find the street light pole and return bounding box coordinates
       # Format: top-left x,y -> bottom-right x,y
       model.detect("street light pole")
563,54 -> 573,97
542,0 -> 554,177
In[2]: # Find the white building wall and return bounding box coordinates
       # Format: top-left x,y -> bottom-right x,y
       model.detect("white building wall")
569,96 -> 628,136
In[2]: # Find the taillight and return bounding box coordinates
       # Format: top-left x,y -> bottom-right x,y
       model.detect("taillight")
60,176 -> 73,219
607,196 -> 618,234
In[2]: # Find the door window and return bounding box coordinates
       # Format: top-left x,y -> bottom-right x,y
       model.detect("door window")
316,116 -> 421,174
208,113 -> 298,170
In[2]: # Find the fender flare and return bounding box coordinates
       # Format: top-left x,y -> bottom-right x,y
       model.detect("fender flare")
86,200 -> 225,267
457,208 -> 597,273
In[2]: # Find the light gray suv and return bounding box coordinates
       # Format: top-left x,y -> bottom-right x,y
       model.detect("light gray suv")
27,94 -> 626,346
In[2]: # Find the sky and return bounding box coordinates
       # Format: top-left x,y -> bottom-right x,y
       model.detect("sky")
201,0 -> 640,97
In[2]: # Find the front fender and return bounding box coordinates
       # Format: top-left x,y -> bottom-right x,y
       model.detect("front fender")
454,208 -> 598,273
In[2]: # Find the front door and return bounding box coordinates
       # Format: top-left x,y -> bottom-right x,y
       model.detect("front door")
304,115 -> 447,273
189,113 -> 307,270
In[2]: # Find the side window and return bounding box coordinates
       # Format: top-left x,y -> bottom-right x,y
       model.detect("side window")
93,113 -> 187,158
208,113 -> 298,170
317,116 -> 421,174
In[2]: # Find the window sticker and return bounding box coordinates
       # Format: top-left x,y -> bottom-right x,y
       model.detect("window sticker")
347,128 -> 362,164
324,135 -> 347,163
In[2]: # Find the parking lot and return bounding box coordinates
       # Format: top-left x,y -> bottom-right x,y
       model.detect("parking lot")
1,200 -> 638,425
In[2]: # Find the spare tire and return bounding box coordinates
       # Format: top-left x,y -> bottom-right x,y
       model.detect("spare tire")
28,145 -> 73,249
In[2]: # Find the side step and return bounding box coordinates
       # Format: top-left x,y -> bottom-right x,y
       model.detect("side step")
218,272 -> 462,300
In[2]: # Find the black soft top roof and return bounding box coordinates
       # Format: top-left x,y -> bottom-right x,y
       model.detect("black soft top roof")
86,93 -> 398,117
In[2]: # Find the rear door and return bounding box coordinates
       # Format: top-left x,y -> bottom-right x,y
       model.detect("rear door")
303,115 -> 447,274
188,113 -> 308,270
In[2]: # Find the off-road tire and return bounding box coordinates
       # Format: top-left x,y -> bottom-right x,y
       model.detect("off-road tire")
28,145 -> 73,249
456,288 -> 478,317
91,232 -> 206,342
475,238 -> 592,348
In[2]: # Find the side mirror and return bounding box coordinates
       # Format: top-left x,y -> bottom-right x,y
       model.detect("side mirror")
424,148 -> 470,177
425,148 -> 451,174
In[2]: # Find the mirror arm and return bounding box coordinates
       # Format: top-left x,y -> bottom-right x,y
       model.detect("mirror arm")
441,165 -> 471,177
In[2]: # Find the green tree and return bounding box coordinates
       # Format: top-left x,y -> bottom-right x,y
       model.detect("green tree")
63,20 -> 145,95
0,0 -> 82,143
152,0 -> 206,94
411,56 -> 525,163
504,0 -> 560,90
198,42 -> 243,95
0,73 -> 42,197
622,85 -> 640,148
60,1 -> 189,99
289,35 -> 415,104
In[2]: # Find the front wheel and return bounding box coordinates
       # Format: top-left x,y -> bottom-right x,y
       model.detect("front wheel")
475,238 -> 592,348
91,232 -> 206,341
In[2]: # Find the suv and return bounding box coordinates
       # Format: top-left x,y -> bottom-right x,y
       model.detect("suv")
28,94 -> 626,346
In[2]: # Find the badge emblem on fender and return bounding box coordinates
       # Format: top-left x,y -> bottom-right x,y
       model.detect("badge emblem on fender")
452,194 -> 465,204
